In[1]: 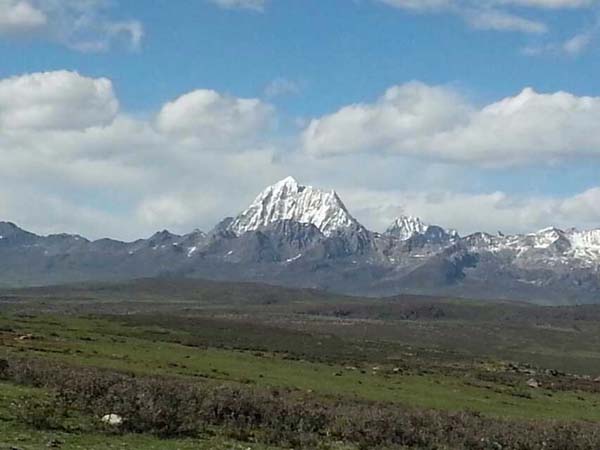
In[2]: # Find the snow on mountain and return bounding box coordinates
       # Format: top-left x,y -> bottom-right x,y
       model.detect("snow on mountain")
467,228 -> 565,254
228,176 -> 360,236
385,215 -> 458,243
528,227 -> 568,249
569,229 -> 600,250
2,178 -> 600,303
565,229 -> 600,260
386,216 -> 428,240
466,226 -> 600,266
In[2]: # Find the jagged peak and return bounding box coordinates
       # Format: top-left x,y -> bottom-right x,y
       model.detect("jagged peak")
228,177 -> 360,237
148,230 -> 181,242
386,215 -> 459,242
531,226 -> 564,235
387,216 -> 428,234
274,175 -> 300,189
386,215 -> 430,241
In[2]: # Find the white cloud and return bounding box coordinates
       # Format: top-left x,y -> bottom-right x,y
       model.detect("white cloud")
523,21 -> 599,56
0,0 -> 47,33
0,186 -> 131,238
0,0 -> 143,52
376,0 -> 598,35
378,0 -> 598,10
498,0 -> 596,8
303,82 -> 600,166
0,71 -> 118,131
0,70 -> 285,239
136,192 -> 221,230
3,70 -> 600,241
156,89 -> 275,148
264,78 -> 301,99
562,30 -> 595,54
464,8 -> 547,33
377,0 -> 453,11
304,82 -> 471,158
340,187 -> 600,235
69,19 -> 144,53
209,0 -> 266,12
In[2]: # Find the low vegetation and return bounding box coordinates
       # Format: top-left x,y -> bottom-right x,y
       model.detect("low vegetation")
2,357 -> 600,449
1,279 -> 600,448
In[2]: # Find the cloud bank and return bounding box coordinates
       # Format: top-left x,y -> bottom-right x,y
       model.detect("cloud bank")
303,82 -> 600,166
2,70 -> 600,240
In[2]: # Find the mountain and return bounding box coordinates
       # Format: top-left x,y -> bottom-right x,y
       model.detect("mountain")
386,216 -> 429,240
385,216 -> 458,245
1,178 -> 600,305
228,176 -> 360,236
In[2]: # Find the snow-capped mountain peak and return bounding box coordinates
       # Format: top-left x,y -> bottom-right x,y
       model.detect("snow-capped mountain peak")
228,177 -> 360,236
386,216 -> 429,240
527,227 -> 568,249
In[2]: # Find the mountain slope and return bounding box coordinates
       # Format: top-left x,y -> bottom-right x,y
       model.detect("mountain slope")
1,178 -> 600,305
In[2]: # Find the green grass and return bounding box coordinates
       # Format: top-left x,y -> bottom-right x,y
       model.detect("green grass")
2,313 -> 600,422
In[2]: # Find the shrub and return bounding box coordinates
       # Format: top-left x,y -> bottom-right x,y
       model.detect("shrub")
3,357 -> 600,449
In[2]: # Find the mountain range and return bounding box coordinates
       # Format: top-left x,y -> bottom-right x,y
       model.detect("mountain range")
1,176 -> 600,305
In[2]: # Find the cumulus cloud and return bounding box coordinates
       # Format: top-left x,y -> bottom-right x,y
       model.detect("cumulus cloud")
0,0 -> 143,52
303,82 -> 600,166
0,70 -> 284,239
4,70 -> 600,241
303,82 -> 471,158
209,0 -> 266,12
156,89 -> 275,148
0,0 -> 47,33
0,71 -> 118,131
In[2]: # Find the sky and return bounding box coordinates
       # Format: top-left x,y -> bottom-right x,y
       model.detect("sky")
1,0 -> 600,240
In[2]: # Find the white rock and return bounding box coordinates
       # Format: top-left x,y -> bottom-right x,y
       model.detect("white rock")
101,414 -> 123,426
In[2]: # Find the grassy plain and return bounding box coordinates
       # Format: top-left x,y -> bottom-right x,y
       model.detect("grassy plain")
1,278 -> 599,448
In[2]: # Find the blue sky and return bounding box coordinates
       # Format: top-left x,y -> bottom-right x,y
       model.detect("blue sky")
1,0 -> 600,239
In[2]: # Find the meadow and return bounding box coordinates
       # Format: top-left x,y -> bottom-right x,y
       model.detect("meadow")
1,278 -> 599,449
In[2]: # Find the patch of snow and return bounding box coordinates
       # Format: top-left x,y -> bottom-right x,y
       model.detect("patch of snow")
187,246 -> 197,257
285,253 -> 302,263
